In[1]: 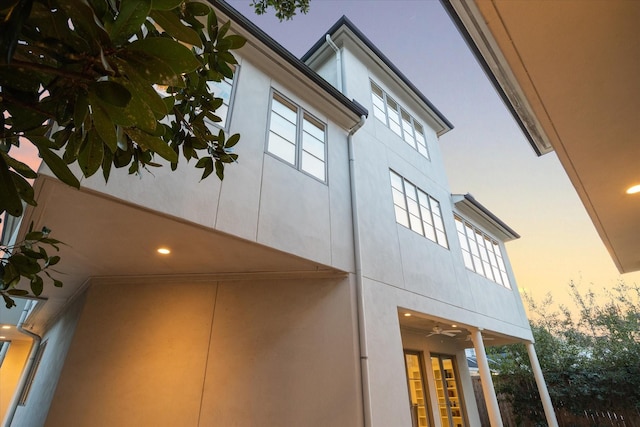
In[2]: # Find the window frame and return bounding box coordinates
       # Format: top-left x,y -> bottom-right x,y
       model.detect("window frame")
204,67 -> 239,131
266,90 -> 328,183
370,81 -> 431,160
454,215 -> 511,288
390,170 -> 448,249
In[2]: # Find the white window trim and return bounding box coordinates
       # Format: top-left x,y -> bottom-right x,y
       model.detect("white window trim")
266,90 -> 328,183
206,65 -> 240,131
455,215 -> 511,288
371,81 -> 430,160
390,170 -> 448,248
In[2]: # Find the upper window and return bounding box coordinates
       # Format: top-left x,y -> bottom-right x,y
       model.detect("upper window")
455,216 -> 511,288
390,170 -> 447,248
205,75 -> 235,129
267,92 -> 327,182
371,81 -> 429,159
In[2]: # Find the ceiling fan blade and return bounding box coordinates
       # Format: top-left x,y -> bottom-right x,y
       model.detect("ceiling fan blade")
443,330 -> 462,334
442,332 -> 457,337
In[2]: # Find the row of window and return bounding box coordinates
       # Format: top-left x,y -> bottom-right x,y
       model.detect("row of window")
455,216 -> 511,288
212,72 -> 511,288
371,82 -> 430,159
390,170 -> 448,248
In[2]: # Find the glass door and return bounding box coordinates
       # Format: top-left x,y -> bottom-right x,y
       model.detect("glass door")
404,351 -> 431,427
431,355 -> 465,427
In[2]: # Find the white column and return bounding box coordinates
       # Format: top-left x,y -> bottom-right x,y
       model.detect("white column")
526,342 -> 559,427
470,329 -> 503,427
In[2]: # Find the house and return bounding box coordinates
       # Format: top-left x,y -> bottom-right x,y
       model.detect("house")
1,2 -> 556,426
441,0 -> 640,274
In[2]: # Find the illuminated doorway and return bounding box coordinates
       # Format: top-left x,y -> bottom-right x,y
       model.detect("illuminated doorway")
404,351 -> 431,427
431,355 -> 466,427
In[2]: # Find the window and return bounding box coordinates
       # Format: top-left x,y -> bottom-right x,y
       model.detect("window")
370,81 -> 430,159
267,92 -> 327,181
404,351 -> 431,427
18,340 -> 47,405
205,75 -> 235,129
390,170 -> 448,248
455,216 -> 511,288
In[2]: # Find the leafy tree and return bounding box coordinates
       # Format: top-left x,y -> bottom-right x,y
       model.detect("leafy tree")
0,0 -> 248,306
251,0 -> 309,21
487,281 -> 640,424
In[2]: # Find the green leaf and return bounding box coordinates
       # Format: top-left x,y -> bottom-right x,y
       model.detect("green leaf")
6,289 -> 29,296
91,102 -> 118,152
117,54 -> 184,87
126,37 -> 201,75
10,254 -> 41,275
2,294 -> 16,309
78,130 -> 105,178
225,133 -> 240,148
102,146 -> 114,182
46,256 -> 61,267
91,81 -> 132,108
11,171 -> 36,206
109,0 -> 152,46
117,62 -> 168,118
30,137 -> 81,189
150,10 -> 202,47
186,2 -> 210,16
0,152 -> 24,217
223,34 -> 246,50
74,93 -> 89,131
214,159 -> 224,180
124,128 -> 178,163
53,279 -> 63,288
0,151 -> 37,179
30,275 -> 43,296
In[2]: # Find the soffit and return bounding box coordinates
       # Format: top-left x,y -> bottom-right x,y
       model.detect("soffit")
445,0 -> 640,272
15,177 -> 342,330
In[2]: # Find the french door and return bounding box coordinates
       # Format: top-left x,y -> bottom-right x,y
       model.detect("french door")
431,355 -> 466,427
404,351 -> 431,427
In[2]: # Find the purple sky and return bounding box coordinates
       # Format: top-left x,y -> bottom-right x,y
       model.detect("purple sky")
227,0 -> 639,310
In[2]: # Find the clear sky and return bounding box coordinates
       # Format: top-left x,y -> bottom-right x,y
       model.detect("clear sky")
228,0 -> 640,311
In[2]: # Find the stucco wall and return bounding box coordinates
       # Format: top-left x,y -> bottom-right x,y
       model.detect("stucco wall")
44,277 -> 360,427
10,293 -> 86,427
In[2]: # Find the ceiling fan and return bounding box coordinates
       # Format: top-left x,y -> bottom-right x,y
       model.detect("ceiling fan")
426,325 -> 462,338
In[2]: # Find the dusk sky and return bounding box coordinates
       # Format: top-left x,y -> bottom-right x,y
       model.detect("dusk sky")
228,0 -> 640,311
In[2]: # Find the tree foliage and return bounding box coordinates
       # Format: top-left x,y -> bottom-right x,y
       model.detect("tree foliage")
0,0 -> 248,305
488,281 -> 640,424
251,0 -> 309,21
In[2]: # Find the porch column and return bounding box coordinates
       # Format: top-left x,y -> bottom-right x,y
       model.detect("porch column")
470,329 -> 503,427
526,342 -> 559,427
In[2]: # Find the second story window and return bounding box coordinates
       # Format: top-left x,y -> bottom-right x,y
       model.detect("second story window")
390,170 -> 448,248
455,216 -> 511,288
205,76 -> 235,129
371,81 -> 430,159
267,92 -> 327,182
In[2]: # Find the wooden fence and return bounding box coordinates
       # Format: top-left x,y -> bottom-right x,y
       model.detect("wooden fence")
471,377 -> 640,427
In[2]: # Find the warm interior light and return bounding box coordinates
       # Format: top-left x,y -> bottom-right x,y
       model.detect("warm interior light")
626,184 -> 640,194
0,336 -> 5,340
157,248 -> 171,255
1,325 -> 10,329
403,313 -> 412,317
451,324 -> 457,328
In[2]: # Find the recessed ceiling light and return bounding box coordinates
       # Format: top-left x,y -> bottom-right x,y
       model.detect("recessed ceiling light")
626,184 -> 640,194
0,336 -> 5,340
157,248 -> 171,255
1,325 -> 10,329
451,324 -> 457,328
403,313 -> 412,317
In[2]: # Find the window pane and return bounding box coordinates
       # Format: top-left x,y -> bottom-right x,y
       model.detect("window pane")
268,132 -> 296,164
392,188 -> 406,207
395,205 -> 409,227
301,152 -> 325,180
303,114 -> 325,140
401,111 -> 416,147
387,98 -> 402,136
272,95 -> 297,122
270,110 -> 297,142
409,214 -> 423,234
390,171 -> 404,190
302,131 -> 325,159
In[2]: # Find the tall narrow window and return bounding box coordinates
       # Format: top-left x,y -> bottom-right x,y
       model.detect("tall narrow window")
431,355 -> 466,427
454,216 -> 511,288
267,92 -> 327,181
206,76 -> 235,128
370,81 -> 430,159
389,170 -> 448,249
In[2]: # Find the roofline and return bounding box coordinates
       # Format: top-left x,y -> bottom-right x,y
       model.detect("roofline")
439,0 -> 543,156
454,193 -> 520,239
302,16 -> 454,131
212,0 -> 368,120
